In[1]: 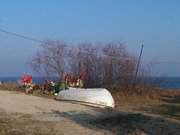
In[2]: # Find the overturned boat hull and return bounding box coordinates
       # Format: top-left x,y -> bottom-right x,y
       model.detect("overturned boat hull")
56,87 -> 115,108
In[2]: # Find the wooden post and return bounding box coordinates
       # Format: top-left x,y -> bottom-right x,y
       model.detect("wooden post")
133,44 -> 144,88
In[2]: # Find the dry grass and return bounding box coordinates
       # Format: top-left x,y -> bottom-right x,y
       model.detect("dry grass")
0,83 -> 19,91
111,86 -> 180,121
1,82 -> 180,103
111,85 -> 180,103
0,83 -> 55,99
111,86 -> 162,104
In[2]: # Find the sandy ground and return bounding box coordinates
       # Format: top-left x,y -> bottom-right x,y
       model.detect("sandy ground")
0,90 -> 94,114
0,90 -> 112,135
0,90 -> 180,135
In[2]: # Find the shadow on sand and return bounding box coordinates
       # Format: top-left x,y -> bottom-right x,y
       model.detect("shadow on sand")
47,108 -> 180,135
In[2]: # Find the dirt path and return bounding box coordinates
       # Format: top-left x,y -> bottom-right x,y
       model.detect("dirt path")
0,90 -> 95,114
0,90 -> 112,135
0,90 -> 180,135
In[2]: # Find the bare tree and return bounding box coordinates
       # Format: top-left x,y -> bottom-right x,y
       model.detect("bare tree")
67,42 -> 99,87
101,42 -> 137,88
30,40 -> 137,89
30,40 -> 69,78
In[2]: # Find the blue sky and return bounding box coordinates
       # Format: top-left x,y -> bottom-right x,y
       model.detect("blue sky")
0,0 -> 180,76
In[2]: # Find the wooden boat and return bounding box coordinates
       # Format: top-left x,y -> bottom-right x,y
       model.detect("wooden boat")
56,87 -> 115,108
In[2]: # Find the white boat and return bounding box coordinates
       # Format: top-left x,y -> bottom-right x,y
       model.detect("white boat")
56,87 -> 115,108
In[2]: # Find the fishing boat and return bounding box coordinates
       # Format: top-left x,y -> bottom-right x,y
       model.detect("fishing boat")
56,87 -> 115,108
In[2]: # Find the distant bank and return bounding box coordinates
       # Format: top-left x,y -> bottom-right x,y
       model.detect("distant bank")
0,77 -> 180,89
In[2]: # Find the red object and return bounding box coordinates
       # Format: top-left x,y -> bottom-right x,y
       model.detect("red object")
60,70 -> 88,85
20,75 -> 32,84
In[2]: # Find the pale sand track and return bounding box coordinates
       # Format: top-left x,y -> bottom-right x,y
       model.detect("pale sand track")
0,90 -> 179,135
0,90 -> 112,135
